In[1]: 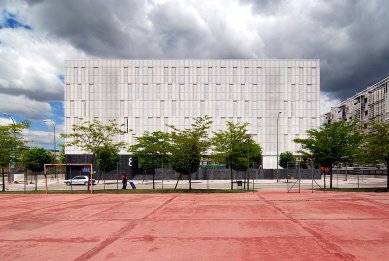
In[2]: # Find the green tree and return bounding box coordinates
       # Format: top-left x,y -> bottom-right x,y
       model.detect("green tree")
58,144 -> 65,164
279,151 -> 296,169
0,122 -> 28,191
60,118 -> 129,190
168,116 -> 212,189
364,121 -> 389,189
96,145 -> 120,190
294,121 -> 362,188
212,121 -> 262,189
128,131 -> 171,189
22,148 -> 52,191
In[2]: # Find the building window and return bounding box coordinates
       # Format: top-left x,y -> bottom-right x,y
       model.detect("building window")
123,67 -> 128,83
208,67 -> 213,83
196,67 -> 201,83
164,67 -> 168,83
233,67 -> 238,84
171,67 -> 176,83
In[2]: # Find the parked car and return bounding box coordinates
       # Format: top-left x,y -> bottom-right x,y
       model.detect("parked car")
64,176 -> 96,186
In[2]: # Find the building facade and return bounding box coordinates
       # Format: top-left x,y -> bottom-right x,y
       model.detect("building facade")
324,77 -> 389,125
64,59 -> 320,169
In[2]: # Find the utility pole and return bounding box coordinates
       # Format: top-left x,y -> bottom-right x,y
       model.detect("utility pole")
3,113 -> 16,184
276,111 -> 282,182
43,120 -> 57,181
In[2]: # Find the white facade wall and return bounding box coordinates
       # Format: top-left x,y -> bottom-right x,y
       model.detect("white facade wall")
64,59 -> 320,169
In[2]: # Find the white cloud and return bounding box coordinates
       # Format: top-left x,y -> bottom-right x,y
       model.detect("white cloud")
0,116 -> 63,147
0,27 -> 87,118
23,127 -> 63,148
320,92 -> 341,115
0,116 -> 13,125
0,93 -> 52,119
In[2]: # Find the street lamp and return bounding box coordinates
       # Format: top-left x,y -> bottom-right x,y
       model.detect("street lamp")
43,119 -> 57,180
276,111 -> 282,183
3,113 -> 16,183
245,131 -> 252,190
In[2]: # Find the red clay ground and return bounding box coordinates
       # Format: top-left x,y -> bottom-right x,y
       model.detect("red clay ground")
0,191 -> 388,261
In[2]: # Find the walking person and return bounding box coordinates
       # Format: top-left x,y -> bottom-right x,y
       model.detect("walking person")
122,174 -> 128,189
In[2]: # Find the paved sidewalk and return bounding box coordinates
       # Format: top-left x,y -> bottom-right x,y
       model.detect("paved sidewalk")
2,175 -> 387,191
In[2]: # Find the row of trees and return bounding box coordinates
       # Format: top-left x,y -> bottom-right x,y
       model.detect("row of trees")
61,116 -> 262,190
293,120 -> 389,189
61,116 -> 388,190
2,115 -> 387,191
130,117 -> 262,189
0,120 -> 55,191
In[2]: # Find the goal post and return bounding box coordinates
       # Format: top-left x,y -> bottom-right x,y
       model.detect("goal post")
43,163 -> 94,194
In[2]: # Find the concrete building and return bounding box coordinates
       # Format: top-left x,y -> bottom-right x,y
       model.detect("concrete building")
64,59 -> 320,170
324,76 -> 389,125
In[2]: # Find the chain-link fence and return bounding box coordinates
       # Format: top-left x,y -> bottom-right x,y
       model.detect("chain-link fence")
322,167 -> 387,189
2,165 -> 387,192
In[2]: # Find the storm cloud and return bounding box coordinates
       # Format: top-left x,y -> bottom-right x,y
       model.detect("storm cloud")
1,0 -> 389,118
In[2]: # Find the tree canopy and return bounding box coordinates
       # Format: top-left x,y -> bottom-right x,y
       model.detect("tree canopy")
294,120 -> 363,188
0,121 -> 29,191
279,151 -> 296,169
96,146 -> 120,173
129,131 -> 171,170
0,121 -> 29,168
168,115 -> 212,189
60,118 -> 129,156
212,121 -> 262,189
128,131 -> 171,189
363,121 -> 389,189
212,121 -> 262,171
23,148 -> 52,173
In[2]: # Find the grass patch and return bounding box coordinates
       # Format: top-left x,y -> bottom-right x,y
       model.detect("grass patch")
1,188 -> 252,194
318,187 -> 389,193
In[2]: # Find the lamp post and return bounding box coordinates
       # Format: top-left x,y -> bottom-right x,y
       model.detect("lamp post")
276,111 -> 282,183
3,113 -> 16,184
43,120 -> 57,181
245,131 -> 252,190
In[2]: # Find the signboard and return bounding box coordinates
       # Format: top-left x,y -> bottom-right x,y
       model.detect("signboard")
82,167 -> 91,173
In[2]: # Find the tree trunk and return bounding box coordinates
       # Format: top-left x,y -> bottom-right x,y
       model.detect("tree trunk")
247,169 -> 250,190
2,167 -> 5,192
189,173 -> 192,190
323,168 -> 326,189
103,171 -> 106,190
386,160 -> 389,190
230,167 -> 233,190
44,174 -> 48,194
89,154 -> 96,192
243,171 -> 246,189
142,170 -> 147,184
330,165 -> 333,189
152,173 -> 155,189
175,173 -> 182,189
35,172 -> 37,191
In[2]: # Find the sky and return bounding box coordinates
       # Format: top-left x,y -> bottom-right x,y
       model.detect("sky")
0,0 -> 388,149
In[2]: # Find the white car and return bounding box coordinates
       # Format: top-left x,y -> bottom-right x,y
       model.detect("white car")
64,176 -> 96,186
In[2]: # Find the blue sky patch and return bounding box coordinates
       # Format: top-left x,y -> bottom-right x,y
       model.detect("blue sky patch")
0,10 -> 32,30
58,75 -> 64,83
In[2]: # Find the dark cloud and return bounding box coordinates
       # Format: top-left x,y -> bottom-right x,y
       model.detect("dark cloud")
239,0 -> 285,15
26,0 -> 155,58
9,0 -> 389,102
242,0 -> 389,99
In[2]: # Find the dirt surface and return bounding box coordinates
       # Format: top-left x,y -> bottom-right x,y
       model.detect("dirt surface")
0,191 -> 388,260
